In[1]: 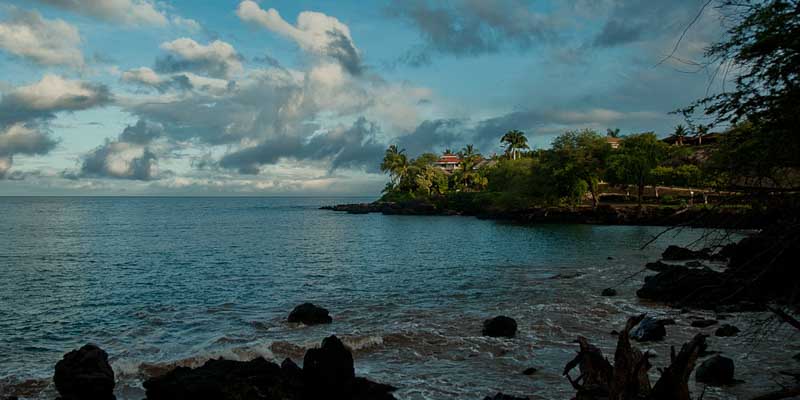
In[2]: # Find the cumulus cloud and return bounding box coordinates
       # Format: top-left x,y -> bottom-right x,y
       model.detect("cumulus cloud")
218,117 -> 384,174
387,0 -> 558,64
0,74 -> 111,176
32,0 -> 167,26
0,74 -> 112,126
81,141 -> 158,180
236,1 -> 363,75
0,8 -> 83,67
78,119 -> 164,180
156,38 -> 243,79
121,66 -> 230,94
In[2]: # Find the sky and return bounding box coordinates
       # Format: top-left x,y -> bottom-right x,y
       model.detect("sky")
0,0 -> 729,196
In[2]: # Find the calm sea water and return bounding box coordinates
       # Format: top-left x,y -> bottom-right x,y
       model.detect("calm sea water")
0,197 -> 796,399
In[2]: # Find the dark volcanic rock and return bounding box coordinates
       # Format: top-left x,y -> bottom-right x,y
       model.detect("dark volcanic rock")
483,393 -> 529,400
691,319 -> 719,328
303,336 -> 354,389
601,288 -> 617,296
662,245 -> 710,261
636,266 -> 722,305
288,303 -> 332,325
522,367 -> 538,375
645,260 -> 674,272
696,355 -> 735,385
482,316 -> 518,338
631,316 -> 666,342
54,344 -> 115,400
715,324 -> 741,337
794,353 -> 800,361
144,335 -> 396,400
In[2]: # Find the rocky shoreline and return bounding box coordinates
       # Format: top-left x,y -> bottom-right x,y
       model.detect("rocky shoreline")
321,201 -> 771,229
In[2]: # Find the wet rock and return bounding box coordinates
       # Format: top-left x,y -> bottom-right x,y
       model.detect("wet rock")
691,319 -> 719,328
794,353 -> 800,361
288,303 -> 332,325
685,260 -> 705,268
483,393 -> 529,400
303,336 -> 354,389
662,245 -> 709,261
482,316 -> 517,338
601,288 -> 617,296
144,335 -> 396,400
522,367 -> 538,375
696,355 -> 735,385
631,316 -> 666,342
54,344 -> 115,400
636,266 -> 722,305
607,256 -> 614,260
715,324 -> 740,337
645,260 -> 674,272
659,318 -> 677,325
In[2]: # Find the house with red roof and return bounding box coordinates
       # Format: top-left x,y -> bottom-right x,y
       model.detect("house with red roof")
434,154 -> 461,172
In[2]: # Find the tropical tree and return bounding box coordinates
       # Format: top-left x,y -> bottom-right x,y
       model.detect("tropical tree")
606,133 -> 670,206
551,129 -> 612,208
695,125 -> 709,146
673,124 -> 687,146
500,130 -> 529,160
454,144 -> 486,191
606,128 -> 621,138
380,145 -> 408,189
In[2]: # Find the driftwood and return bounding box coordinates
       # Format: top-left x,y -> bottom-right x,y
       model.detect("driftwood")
564,314 -> 706,400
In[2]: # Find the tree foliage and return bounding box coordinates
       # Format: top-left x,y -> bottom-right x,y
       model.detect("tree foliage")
607,133 -> 670,206
551,129 -> 612,208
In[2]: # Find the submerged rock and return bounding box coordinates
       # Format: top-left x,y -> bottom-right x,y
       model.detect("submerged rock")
691,319 -> 719,328
631,316 -> 666,342
144,335 -> 396,400
482,316 -> 517,338
288,303 -> 332,325
54,344 -> 115,400
696,355 -> 735,385
601,288 -> 617,296
522,367 -> 538,375
715,324 -> 740,337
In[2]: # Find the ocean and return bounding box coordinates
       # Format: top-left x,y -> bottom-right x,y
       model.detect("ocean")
0,197 -> 795,399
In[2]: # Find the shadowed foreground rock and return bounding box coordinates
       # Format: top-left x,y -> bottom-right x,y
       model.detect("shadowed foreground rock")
288,303 -> 333,325
696,355 -> 735,386
564,314 -> 707,400
482,316 -> 518,338
483,393 -> 529,400
54,344 -> 115,400
144,335 -> 395,400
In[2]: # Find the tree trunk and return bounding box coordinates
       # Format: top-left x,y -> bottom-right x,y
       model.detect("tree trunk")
637,183 -> 645,207
654,186 -> 659,199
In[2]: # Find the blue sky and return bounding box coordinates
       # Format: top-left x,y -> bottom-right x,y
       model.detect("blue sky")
0,0 -> 726,195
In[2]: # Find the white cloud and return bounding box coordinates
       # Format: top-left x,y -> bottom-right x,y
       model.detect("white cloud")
158,38 -> 243,79
0,8 -> 83,67
171,16 -> 201,33
33,0 -> 168,26
236,1 -> 363,74
121,67 -> 162,86
8,74 -> 110,111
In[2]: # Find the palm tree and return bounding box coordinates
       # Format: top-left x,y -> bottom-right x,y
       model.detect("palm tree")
606,128 -> 621,138
695,125 -> 709,146
380,145 -> 408,187
460,144 -> 477,159
500,130 -> 529,160
673,124 -> 687,146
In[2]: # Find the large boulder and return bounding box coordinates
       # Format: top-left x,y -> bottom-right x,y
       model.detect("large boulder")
144,335 -> 395,400
303,336 -> 354,390
54,344 -> 115,400
636,266 -> 722,305
696,355 -> 735,385
144,357 -> 282,400
662,245 -> 710,261
482,316 -> 517,338
288,303 -> 332,325
601,288 -> 617,296
631,317 -> 666,342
